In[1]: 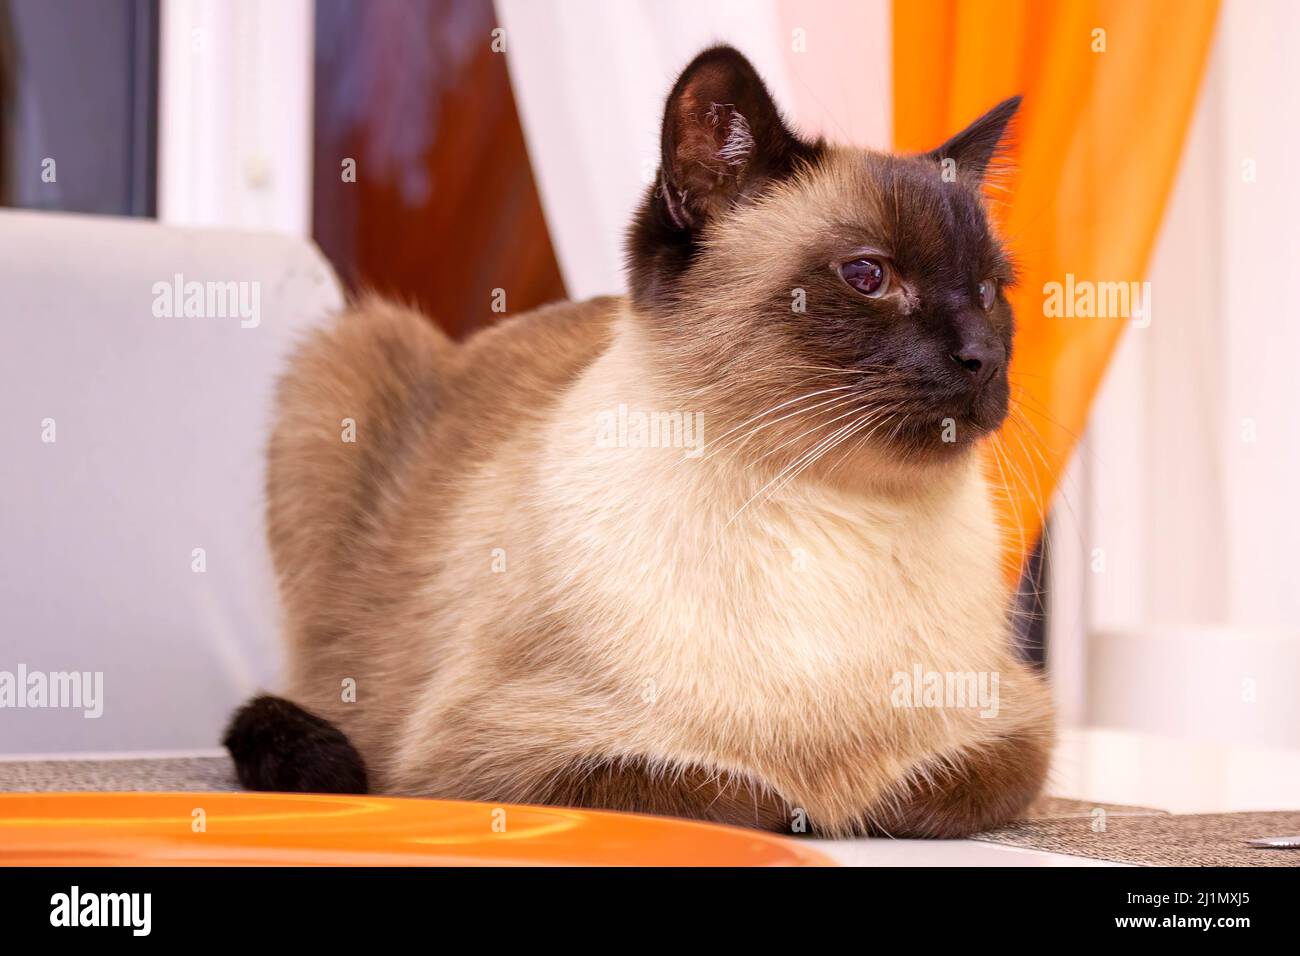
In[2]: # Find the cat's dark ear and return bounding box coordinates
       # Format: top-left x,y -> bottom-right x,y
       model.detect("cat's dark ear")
925,95 -> 1021,181
658,46 -> 810,230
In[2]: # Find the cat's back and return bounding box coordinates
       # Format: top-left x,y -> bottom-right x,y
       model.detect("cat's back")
266,293 -> 619,642
442,294 -> 622,454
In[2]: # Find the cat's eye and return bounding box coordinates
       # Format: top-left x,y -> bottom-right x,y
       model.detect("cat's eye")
839,257 -> 891,298
977,279 -> 997,311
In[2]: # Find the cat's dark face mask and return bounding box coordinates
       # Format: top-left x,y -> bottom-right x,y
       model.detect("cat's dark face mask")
796,147 -> 1018,452
628,45 -> 1020,469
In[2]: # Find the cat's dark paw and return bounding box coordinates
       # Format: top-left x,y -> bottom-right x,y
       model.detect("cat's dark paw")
222,694 -> 369,794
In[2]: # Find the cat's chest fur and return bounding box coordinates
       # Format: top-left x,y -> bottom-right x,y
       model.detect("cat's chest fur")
523,324 -> 1011,736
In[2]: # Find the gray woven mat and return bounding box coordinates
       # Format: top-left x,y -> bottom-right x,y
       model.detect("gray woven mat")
0,755 -> 239,792
975,797 -> 1300,867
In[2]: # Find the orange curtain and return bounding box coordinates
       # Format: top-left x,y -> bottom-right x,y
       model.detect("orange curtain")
893,0 -> 1219,579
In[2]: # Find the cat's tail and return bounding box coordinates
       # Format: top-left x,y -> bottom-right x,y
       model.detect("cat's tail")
222,695 -> 369,794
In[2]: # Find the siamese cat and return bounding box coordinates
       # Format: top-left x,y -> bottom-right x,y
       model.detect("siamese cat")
225,46 -> 1054,838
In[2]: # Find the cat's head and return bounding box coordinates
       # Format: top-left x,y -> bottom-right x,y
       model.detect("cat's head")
627,46 -> 1019,475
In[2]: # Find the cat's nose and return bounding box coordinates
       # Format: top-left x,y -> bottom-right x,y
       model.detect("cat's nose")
952,338 -> 1004,388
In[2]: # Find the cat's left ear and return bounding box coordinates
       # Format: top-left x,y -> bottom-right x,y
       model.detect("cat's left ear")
657,46 -> 811,231
925,95 -> 1021,181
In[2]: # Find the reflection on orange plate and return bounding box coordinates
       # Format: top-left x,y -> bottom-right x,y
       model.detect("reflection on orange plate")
0,792 -> 832,866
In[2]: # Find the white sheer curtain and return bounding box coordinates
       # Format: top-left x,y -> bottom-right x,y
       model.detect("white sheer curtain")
494,0 -> 891,299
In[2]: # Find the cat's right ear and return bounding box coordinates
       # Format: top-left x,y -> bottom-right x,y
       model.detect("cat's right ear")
656,46 -> 811,232
924,96 -> 1021,182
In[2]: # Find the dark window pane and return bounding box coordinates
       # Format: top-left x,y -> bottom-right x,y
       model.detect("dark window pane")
0,0 -> 157,216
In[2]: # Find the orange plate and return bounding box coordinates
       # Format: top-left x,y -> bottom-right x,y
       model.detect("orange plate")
0,792 -> 832,867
